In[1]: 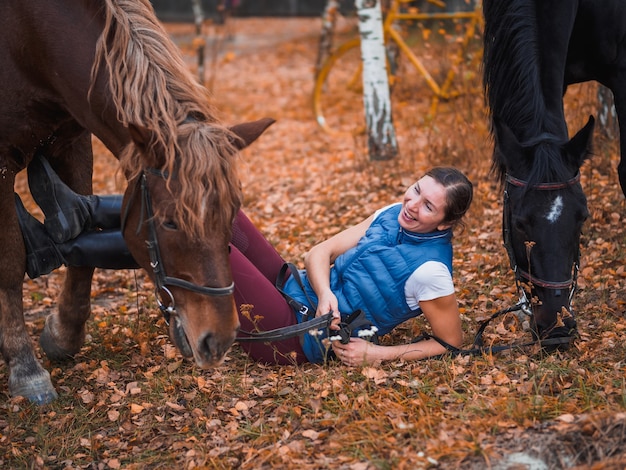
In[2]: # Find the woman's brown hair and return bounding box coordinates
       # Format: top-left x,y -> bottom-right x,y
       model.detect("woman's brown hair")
425,167 -> 473,230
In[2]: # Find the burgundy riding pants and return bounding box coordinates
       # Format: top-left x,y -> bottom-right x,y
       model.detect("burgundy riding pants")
230,211 -> 308,364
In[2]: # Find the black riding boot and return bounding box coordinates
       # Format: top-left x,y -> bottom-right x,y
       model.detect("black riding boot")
15,194 -> 138,279
27,153 -> 123,243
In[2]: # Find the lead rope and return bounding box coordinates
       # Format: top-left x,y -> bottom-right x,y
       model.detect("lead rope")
413,298 -> 574,357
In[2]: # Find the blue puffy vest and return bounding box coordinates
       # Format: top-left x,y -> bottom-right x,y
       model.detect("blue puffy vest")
283,204 -> 453,363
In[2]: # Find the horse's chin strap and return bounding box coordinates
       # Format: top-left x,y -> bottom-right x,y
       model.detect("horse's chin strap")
122,170 -> 235,324
502,173 -> 581,313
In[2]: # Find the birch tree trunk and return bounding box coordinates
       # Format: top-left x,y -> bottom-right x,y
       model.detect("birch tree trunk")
191,0 -> 205,84
598,85 -> 618,140
315,0 -> 341,79
355,0 -> 398,160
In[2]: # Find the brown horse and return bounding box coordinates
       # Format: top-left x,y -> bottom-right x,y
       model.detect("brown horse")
0,0 -> 272,404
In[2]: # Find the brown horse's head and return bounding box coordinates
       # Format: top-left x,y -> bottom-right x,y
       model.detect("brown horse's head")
121,118 -> 274,368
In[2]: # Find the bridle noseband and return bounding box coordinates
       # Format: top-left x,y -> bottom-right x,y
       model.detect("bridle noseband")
503,172 -> 581,307
122,169 -> 235,324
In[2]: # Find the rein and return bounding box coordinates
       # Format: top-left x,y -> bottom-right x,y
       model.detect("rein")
235,264 -> 376,345
235,309 -> 375,344
413,299 -> 574,357
121,169 -> 235,324
235,313 -> 334,343
234,299 -> 572,353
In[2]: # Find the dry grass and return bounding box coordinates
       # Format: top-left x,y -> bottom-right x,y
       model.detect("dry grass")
2,17 -> 626,469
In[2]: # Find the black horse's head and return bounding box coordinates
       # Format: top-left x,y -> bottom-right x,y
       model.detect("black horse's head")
495,117 -> 594,344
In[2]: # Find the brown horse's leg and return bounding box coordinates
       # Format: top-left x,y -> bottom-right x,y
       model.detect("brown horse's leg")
40,266 -> 95,360
38,131 -> 96,362
0,179 -> 57,404
1,286 -> 57,404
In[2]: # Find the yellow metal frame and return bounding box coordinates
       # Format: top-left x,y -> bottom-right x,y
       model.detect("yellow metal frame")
313,0 -> 483,134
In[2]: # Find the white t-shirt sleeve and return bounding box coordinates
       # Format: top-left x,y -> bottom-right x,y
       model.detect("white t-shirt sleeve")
404,261 -> 455,309
373,202 -> 401,221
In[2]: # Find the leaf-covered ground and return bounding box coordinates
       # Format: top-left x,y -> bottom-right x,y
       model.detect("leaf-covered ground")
2,17 -> 626,469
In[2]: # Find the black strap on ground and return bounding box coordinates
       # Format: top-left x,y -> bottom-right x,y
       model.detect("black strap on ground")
415,331 -> 574,357
412,302 -> 576,356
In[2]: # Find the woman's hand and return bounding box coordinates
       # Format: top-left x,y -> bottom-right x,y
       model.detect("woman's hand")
331,337 -> 379,366
316,289 -> 341,328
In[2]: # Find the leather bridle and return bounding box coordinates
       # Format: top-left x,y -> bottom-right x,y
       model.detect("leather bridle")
121,169 -> 235,324
502,172 -> 581,309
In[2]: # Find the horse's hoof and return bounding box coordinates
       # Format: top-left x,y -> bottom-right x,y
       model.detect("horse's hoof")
546,334 -> 574,351
40,317 -> 82,361
541,324 -> 578,353
9,371 -> 58,405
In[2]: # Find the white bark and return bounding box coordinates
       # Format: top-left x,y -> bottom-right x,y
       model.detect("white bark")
315,0 -> 341,78
597,85 -> 618,139
191,0 -> 205,84
355,0 -> 398,160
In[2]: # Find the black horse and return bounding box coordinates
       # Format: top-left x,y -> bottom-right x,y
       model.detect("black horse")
482,0 -> 626,344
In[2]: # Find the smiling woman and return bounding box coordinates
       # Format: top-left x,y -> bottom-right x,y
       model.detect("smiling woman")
400,167 -> 473,234
19,162 -> 473,368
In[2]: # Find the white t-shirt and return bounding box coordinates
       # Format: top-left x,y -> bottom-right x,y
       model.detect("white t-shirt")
404,261 -> 455,309
373,204 -> 455,310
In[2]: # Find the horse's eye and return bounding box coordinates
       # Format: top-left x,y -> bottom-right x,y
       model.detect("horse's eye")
513,217 -> 528,234
163,220 -> 178,231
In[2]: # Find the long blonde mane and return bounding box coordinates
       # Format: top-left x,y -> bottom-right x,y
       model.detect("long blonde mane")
91,0 -> 241,238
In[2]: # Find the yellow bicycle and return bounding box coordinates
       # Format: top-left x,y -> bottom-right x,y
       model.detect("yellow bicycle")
312,0 -> 483,135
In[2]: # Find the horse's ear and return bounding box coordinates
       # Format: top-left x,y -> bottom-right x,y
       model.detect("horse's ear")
229,118 -> 276,150
564,115 -> 595,166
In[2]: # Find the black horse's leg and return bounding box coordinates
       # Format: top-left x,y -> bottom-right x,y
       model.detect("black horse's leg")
38,131 -> 97,361
0,173 -> 57,404
610,82 -> 626,198
535,0 -> 579,126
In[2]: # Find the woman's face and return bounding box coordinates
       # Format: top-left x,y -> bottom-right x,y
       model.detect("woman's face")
398,175 -> 451,233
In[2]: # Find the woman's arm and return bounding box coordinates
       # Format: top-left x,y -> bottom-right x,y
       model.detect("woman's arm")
331,293 -> 463,364
304,214 -> 375,318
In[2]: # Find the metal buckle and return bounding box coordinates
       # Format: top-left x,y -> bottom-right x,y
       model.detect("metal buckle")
299,304 -> 310,322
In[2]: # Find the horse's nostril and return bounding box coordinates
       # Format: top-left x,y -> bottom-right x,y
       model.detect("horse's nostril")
201,333 -> 220,360
201,333 -> 213,351
200,332 -> 234,361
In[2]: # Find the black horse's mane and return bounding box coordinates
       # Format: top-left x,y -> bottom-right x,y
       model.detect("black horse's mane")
483,0 -> 570,186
